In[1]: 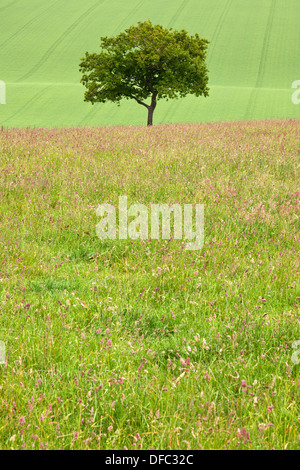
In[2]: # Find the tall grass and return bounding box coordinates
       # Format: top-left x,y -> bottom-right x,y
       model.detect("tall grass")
0,120 -> 299,449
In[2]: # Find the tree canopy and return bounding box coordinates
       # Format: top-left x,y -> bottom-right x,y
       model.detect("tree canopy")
79,20 -> 209,126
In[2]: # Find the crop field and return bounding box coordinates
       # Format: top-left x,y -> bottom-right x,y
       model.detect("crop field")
0,0 -> 300,127
0,120 -> 299,449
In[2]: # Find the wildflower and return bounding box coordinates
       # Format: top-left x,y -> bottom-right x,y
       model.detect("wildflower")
237,428 -> 251,443
241,379 -> 248,392
203,372 -> 211,383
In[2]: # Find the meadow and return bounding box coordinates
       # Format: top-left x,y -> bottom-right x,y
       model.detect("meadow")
0,119 -> 299,449
0,0 -> 300,127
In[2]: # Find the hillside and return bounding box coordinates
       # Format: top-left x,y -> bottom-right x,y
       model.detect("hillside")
0,0 -> 299,126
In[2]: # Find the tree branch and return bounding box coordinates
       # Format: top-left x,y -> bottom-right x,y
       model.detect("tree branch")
131,96 -> 149,109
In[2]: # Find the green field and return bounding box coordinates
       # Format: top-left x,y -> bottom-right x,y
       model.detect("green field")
0,0 -> 299,127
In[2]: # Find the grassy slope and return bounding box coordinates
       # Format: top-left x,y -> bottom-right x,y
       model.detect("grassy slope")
0,121 -> 299,449
0,0 -> 299,127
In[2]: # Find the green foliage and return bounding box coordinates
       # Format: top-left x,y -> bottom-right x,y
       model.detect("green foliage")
79,20 -> 209,125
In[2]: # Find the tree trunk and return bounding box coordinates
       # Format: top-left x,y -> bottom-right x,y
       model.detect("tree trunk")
147,106 -> 154,126
147,92 -> 157,126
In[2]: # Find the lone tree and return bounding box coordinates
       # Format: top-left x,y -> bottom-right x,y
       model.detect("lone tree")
79,20 -> 209,126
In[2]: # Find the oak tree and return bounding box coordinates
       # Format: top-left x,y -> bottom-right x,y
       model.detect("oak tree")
79,20 -> 209,126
